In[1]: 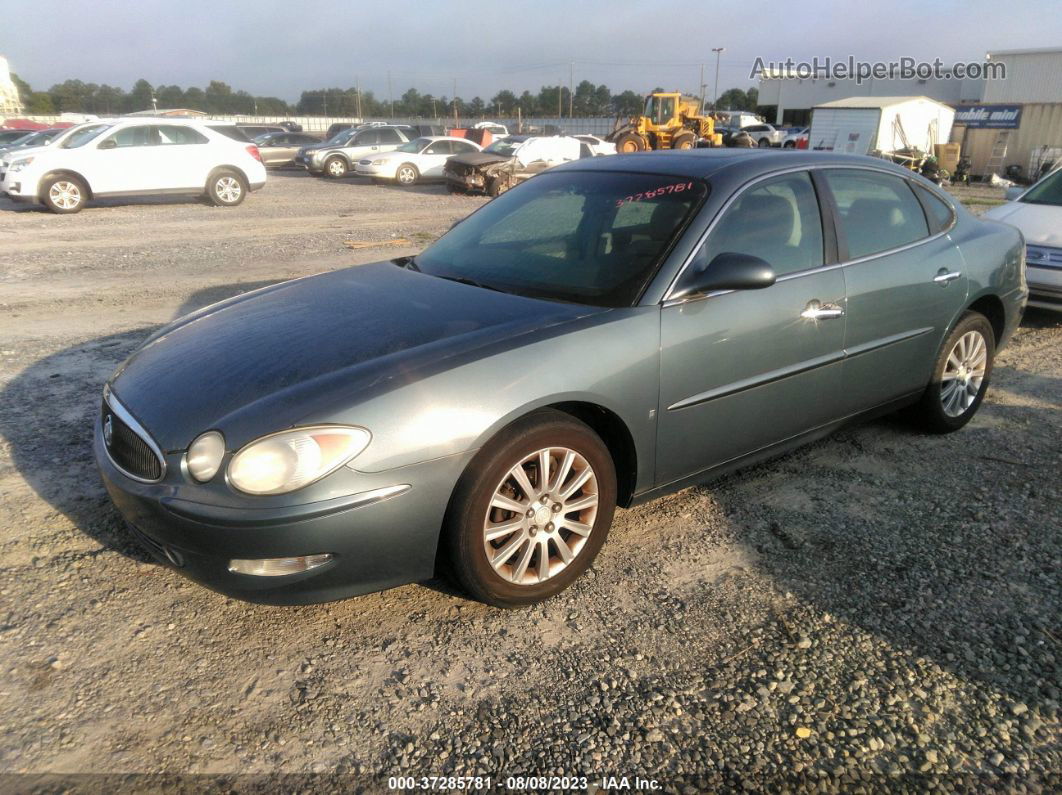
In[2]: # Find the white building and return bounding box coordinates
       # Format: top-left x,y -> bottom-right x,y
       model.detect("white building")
757,67 -> 981,127
0,55 -> 23,116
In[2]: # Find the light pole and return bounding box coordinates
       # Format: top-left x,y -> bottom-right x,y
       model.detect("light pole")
712,47 -> 725,110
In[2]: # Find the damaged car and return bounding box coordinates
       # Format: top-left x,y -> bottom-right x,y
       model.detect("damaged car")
443,135 -> 587,196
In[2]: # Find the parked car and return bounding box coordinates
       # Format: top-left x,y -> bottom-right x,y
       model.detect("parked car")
254,131 -> 323,168
574,134 -> 617,156
742,123 -> 786,147
473,121 -> 510,138
277,121 -> 303,133
325,123 -> 356,140
93,151 -> 1025,607
1,118 -> 267,213
237,124 -> 285,139
0,128 -> 31,145
295,125 -> 416,178
0,127 -> 66,159
443,135 -> 585,195
782,127 -> 809,149
984,166 -> 1062,311
354,136 -> 482,185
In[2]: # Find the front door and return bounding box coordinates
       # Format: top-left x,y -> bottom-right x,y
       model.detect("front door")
80,125 -> 159,195
656,170 -> 847,485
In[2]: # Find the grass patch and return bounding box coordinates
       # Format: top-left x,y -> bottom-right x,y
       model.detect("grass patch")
961,198 -> 1006,207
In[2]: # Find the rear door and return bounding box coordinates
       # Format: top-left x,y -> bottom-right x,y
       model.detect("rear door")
819,168 -> 968,414
656,170 -> 847,485
154,125 -> 213,189
418,140 -> 453,177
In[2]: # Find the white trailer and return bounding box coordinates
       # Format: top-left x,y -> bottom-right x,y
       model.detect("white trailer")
809,96 -> 955,157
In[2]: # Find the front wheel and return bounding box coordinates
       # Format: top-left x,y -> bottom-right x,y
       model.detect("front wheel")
757,137 -> 771,148
42,175 -> 87,213
614,132 -> 645,153
486,174 -> 512,197
783,140 -> 796,149
445,410 -> 617,607
323,156 -> 348,178
207,170 -> 247,207
911,311 -> 995,433
395,164 -> 419,186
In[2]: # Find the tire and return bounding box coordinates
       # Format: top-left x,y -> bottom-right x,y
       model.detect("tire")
323,156 -> 348,178
614,132 -> 645,153
486,174 -> 512,197
671,133 -> 695,150
206,169 -> 247,207
445,410 -> 617,607
41,175 -> 87,214
395,163 -> 419,186
446,183 -> 466,195
757,137 -> 771,148
910,311 -> 995,433
783,140 -> 796,149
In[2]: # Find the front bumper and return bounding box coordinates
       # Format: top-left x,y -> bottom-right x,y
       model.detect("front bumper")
94,423 -> 473,605
354,163 -> 392,178
1027,264 -> 1062,311
444,169 -> 485,190
297,154 -> 324,173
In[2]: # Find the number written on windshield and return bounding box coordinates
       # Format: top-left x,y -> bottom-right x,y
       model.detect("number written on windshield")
616,182 -> 694,207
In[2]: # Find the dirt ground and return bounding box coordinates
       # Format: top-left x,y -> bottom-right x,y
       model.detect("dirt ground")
0,171 -> 1058,791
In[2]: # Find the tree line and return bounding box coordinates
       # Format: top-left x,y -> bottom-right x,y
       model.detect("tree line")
11,74 -> 761,119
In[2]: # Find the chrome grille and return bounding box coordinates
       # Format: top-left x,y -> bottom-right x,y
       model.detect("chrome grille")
101,392 -> 165,482
1026,244 -> 1062,270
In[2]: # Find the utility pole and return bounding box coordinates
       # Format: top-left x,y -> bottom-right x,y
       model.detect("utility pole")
323,91 -> 328,117
452,78 -> 458,127
712,47 -> 725,110
569,61 -> 574,118
388,70 -> 393,118
698,63 -> 705,112
355,76 -> 362,119
558,79 -> 562,120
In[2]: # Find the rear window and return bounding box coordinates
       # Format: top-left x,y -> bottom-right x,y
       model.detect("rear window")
210,126 -> 251,142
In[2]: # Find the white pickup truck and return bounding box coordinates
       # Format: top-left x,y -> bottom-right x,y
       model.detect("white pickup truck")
443,135 -> 586,196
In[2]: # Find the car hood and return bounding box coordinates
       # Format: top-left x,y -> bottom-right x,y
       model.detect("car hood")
982,201 -> 1062,246
109,262 -> 601,451
448,152 -> 511,169
1,144 -> 48,161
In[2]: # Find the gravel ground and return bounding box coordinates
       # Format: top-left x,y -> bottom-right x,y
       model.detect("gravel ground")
0,172 -> 1059,792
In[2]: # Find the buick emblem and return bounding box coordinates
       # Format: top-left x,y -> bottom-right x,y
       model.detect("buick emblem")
103,414 -> 114,447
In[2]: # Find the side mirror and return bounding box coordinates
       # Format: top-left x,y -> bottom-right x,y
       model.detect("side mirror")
1004,186 -> 1024,201
671,252 -> 776,299
98,138 -> 117,150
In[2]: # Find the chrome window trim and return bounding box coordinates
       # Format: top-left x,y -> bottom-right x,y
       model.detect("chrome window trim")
102,384 -> 167,484
661,163 -> 958,307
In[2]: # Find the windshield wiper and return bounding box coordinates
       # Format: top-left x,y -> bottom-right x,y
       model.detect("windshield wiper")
393,255 -> 421,272
435,274 -> 508,294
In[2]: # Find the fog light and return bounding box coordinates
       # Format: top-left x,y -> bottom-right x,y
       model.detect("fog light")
228,554 -> 333,576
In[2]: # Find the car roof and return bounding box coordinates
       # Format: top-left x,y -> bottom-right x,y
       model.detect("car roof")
551,149 -> 921,181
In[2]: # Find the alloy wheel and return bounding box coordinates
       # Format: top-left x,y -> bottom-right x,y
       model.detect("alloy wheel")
215,177 -> 242,203
49,181 -> 81,210
328,159 -> 346,177
482,447 -> 599,585
397,166 -> 416,185
940,330 -> 987,417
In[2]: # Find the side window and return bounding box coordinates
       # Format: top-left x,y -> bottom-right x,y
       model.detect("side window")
823,170 -> 930,259
354,130 -> 379,146
377,128 -> 403,144
105,126 -> 155,148
695,171 -> 825,276
453,141 -> 478,154
911,183 -> 955,232
423,141 -> 450,155
156,126 -> 208,145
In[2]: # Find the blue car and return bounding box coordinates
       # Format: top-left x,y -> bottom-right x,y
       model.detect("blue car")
96,150 -> 1027,607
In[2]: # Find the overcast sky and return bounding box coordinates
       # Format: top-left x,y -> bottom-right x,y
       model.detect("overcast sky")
6,0 -> 1061,102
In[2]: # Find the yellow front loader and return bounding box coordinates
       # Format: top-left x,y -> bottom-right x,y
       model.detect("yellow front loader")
606,92 -> 723,152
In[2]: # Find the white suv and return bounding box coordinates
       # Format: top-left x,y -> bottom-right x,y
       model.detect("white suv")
0,118 -> 267,213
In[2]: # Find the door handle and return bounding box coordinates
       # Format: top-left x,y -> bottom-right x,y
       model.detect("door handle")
933,270 -> 962,285
801,300 -> 845,320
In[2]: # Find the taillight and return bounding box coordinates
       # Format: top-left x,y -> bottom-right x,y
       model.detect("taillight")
246,145 -> 262,162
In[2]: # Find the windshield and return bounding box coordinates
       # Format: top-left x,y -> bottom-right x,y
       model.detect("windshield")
62,124 -> 111,149
12,131 -> 48,147
328,129 -> 357,145
1020,169 -> 1062,207
413,170 -> 707,306
484,139 -> 522,156
396,137 -> 431,153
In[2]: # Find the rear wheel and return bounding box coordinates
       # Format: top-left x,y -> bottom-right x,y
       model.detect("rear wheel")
323,156 -> 348,178
671,133 -> 695,150
445,410 -> 617,607
395,163 -> 419,186
42,175 -> 87,214
207,169 -> 247,207
614,132 -> 645,153
757,137 -> 771,148
910,312 -> 995,433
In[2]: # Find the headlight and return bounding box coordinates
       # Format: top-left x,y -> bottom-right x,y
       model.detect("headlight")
372,159 -> 386,166
228,426 -> 370,495
9,157 -> 33,172
186,431 -> 225,482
